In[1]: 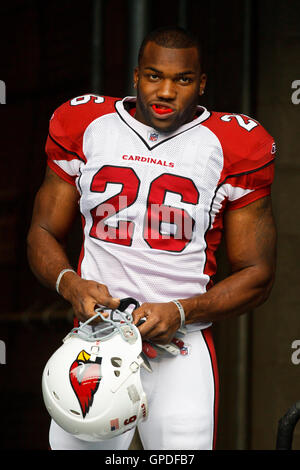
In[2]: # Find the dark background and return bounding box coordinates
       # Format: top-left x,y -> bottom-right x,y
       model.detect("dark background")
0,0 -> 299,450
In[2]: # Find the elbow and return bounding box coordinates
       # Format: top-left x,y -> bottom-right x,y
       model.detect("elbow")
255,266 -> 276,308
258,281 -> 274,307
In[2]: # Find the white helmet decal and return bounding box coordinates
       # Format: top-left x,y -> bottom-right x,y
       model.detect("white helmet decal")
69,348 -> 102,418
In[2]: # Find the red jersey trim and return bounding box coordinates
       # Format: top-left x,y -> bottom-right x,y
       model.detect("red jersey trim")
47,159 -> 76,186
203,196 -> 227,285
77,214 -> 86,277
227,186 -> 271,210
48,133 -> 87,163
218,158 -> 275,188
219,158 -> 274,209
202,327 -> 219,450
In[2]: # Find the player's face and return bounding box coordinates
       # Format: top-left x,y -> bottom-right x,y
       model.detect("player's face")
134,42 -> 206,133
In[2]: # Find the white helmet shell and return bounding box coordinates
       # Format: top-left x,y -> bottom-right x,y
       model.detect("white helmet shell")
42,298 -> 148,441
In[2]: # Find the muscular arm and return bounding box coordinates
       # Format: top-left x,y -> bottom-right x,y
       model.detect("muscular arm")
181,195 -> 277,323
27,167 -> 120,321
27,167 -> 80,289
134,195 -> 277,343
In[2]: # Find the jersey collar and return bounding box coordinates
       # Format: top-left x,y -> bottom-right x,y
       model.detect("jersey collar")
115,96 -> 211,151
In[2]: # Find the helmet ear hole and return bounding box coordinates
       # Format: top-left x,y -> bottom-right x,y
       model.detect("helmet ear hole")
111,357 -> 122,367
114,370 -> 120,377
52,391 -> 60,400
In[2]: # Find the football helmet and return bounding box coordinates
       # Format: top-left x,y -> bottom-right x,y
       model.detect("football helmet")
42,298 -> 149,441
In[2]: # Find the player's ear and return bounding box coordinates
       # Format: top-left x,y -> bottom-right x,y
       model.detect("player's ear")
199,73 -> 207,97
133,67 -> 139,89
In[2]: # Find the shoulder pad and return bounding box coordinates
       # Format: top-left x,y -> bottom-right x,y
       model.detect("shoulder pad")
48,95 -> 119,159
202,111 -> 276,179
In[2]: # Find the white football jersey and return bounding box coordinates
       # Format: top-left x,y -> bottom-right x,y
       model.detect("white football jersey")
46,95 -> 275,331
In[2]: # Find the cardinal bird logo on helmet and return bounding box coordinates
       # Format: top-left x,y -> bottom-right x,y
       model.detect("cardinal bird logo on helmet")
69,349 -> 102,417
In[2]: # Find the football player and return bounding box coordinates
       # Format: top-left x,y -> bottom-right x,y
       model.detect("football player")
27,26 -> 276,450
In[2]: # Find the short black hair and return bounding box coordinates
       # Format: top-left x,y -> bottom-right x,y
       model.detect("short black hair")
138,26 -> 202,68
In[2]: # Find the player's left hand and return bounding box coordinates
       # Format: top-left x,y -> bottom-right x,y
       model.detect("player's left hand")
132,302 -> 181,344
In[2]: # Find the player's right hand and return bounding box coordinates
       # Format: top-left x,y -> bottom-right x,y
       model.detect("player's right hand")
58,272 -> 120,323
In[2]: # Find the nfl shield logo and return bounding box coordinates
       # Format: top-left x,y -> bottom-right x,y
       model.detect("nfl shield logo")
148,131 -> 159,142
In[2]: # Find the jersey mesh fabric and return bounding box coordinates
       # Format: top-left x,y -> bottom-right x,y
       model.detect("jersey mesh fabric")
46,95 -> 275,331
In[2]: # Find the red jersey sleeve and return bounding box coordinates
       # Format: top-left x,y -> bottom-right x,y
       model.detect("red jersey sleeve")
225,160 -> 274,210
45,94 -> 118,185
202,112 -> 276,210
